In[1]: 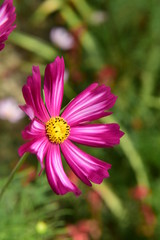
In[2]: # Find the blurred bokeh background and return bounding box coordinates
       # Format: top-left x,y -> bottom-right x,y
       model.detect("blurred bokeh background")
0,0 -> 160,239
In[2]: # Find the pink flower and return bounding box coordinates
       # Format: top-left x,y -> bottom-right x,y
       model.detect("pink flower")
67,220 -> 101,240
50,27 -> 75,50
0,98 -> 24,123
139,203 -> 157,237
19,56 -> 124,196
130,185 -> 150,200
0,0 -> 16,51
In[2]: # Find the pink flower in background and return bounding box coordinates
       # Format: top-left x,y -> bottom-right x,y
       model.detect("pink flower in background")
50,27 -> 75,50
87,190 -> 102,212
0,98 -> 24,123
19,56 -> 124,196
139,203 -> 157,237
97,66 -> 117,86
0,0 -> 16,51
130,185 -> 150,200
67,220 -> 101,240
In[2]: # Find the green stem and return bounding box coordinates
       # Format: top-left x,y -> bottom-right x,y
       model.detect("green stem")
93,183 -> 127,220
101,116 -> 150,187
120,131 -> 150,187
0,152 -> 29,200
145,96 -> 160,109
9,31 -> 57,61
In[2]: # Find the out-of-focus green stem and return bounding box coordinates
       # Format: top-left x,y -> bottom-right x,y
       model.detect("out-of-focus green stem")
101,116 -> 150,187
61,6 -> 103,69
144,96 -> 160,109
120,131 -> 149,187
70,0 -> 93,21
9,31 -> 57,61
31,0 -> 63,24
93,183 -> 127,220
141,46 -> 160,100
0,153 -> 29,201
61,5 -> 82,29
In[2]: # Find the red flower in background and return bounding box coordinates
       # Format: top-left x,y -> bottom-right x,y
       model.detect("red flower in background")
67,220 -> 101,240
139,203 -> 157,238
130,185 -> 150,200
97,66 -> 117,86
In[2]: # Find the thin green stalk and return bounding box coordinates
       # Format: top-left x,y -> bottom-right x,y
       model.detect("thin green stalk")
60,6 -> 103,69
93,183 -> 127,220
9,31 -> 57,61
145,96 -> 160,109
0,152 -> 29,200
30,0 -> 63,24
101,116 -> 150,187
120,131 -> 150,187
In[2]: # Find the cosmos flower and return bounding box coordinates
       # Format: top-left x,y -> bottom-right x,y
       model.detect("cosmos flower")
19,56 -> 124,196
0,0 -> 16,51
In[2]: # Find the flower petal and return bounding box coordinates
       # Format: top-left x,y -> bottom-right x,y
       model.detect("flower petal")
61,140 -> 111,185
18,136 -> 49,171
19,105 -> 34,120
45,144 -> 81,196
62,84 -> 116,126
22,66 -> 50,122
44,56 -> 64,117
69,123 -> 124,147
22,119 -> 46,140
0,0 -> 16,51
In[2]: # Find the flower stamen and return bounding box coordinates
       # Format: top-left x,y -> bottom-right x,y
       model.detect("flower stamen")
45,117 -> 70,144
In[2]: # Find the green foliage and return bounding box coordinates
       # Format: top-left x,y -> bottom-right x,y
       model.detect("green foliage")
0,175 -> 67,240
0,0 -> 160,239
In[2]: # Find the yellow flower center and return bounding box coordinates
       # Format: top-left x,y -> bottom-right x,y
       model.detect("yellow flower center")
45,117 -> 70,144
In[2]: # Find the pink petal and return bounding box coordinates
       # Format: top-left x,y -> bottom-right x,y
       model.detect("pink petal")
19,105 -> 34,120
61,140 -> 111,185
69,123 -> 124,147
0,0 -> 16,51
22,66 -> 50,122
62,84 -> 116,126
22,119 -> 46,140
18,136 -> 49,171
45,144 -> 81,196
44,56 -> 64,117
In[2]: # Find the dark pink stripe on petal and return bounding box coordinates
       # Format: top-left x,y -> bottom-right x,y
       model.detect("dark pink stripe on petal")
22,66 -> 50,122
69,123 -> 124,148
45,144 -> 81,196
62,84 -> 117,126
18,136 -> 49,171
44,56 -> 64,117
61,140 -> 111,185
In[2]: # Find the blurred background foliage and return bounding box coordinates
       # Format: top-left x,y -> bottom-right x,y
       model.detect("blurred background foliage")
0,0 -> 160,239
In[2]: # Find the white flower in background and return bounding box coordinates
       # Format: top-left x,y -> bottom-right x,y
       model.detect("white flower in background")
50,27 -> 75,50
90,11 -> 108,25
0,98 -> 24,123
